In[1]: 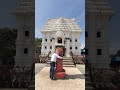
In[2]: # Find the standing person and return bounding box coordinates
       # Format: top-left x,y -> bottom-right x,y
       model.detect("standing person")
50,48 -> 63,80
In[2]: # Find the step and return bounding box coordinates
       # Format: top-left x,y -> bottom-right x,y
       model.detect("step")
63,57 -> 72,58
63,62 -> 74,64
48,59 -> 73,60
46,64 -> 75,67
63,63 -> 74,65
47,62 -> 74,65
62,60 -> 73,62
47,61 -> 73,63
49,57 -> 72,59
63,64 -> 75,67
63,57 -> 72,59
63,58 -> 73,60
47,60 -> 73,62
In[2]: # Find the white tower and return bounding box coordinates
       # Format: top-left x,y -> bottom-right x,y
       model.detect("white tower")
86,0 -> 114,64
13,0 -> 35,65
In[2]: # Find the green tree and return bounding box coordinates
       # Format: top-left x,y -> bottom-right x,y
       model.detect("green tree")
35,38 -> 42,53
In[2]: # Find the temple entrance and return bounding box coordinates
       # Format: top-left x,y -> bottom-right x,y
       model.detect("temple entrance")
57,38 -> 62,43
55,46 -> 66,56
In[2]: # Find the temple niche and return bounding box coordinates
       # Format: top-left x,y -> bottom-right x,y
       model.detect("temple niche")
41,18 -> 82,57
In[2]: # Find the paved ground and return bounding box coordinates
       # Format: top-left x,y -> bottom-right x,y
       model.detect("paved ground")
35,63 -> 47,75
35,66 -> 85,90
76,64 -> 85,74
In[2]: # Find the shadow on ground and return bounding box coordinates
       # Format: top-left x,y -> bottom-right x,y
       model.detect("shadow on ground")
64,74 -> 85,79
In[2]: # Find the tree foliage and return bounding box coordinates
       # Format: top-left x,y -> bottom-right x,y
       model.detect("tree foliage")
35,38 -> 42,53
35,38 -> 42,47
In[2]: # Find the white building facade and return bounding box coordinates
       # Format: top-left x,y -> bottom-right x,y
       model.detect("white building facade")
41,18 -> 82,57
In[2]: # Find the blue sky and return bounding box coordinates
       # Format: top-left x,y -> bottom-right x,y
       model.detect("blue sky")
35,0 -> 85,48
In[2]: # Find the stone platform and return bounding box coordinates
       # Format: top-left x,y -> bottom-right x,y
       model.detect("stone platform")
35,67 -> 85,90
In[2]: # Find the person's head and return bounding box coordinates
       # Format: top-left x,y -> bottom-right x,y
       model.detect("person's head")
55,47 -> 63,55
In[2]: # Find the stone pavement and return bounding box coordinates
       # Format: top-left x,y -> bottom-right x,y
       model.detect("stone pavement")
35,67 -> 85,90
35,63 -> 47,75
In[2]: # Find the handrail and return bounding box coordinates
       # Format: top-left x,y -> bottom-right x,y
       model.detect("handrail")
70,51 -> 76,67
70,51 -> 85,66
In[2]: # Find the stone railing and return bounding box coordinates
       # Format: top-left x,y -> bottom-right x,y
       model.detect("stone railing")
70,51 -> 85,66
0,65 -> 33,88
35,53 -> 49,63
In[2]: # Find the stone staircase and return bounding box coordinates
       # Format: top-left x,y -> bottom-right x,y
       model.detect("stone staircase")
47,57 -> 75,67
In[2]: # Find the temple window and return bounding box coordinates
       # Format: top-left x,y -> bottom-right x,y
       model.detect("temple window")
97,32 -> 101,38
75,39 -> 77,42
45,39 -> 47,42
24,48 -> 28,54
97,49 -> 102,55
45,46 -> 47,49
75,47 -> 78,49
25,31 -> 29,37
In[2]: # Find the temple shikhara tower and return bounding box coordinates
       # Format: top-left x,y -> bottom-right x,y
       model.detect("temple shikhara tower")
41,18 -> 82,57
13,0 -> 35,65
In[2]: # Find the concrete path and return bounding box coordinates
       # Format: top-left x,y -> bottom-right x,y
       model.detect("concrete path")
35,67 -> 85,90
35,63 -> 47,75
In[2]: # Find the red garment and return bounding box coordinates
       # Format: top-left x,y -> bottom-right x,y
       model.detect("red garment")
54,59 -> 66,79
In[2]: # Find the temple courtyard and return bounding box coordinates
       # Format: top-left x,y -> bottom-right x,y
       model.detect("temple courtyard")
35,63 -> 85,90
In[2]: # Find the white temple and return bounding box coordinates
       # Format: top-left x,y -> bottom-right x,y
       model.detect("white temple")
41,18 -> 82,57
